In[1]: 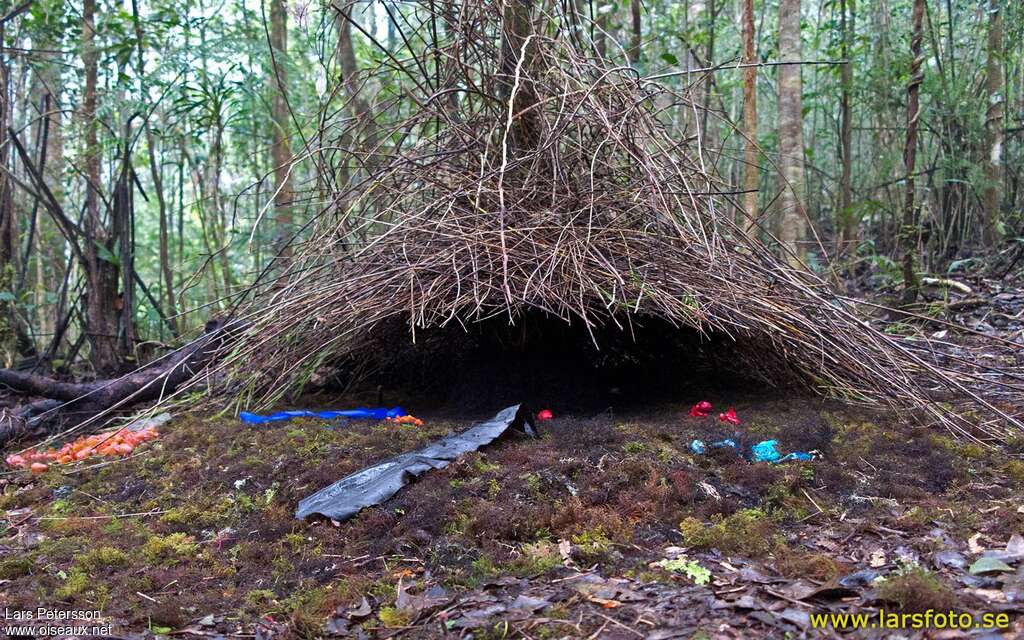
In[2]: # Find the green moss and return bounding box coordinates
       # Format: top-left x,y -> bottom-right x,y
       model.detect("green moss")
78,546 -> 129,570
102,517 -> 124,536
56,567 -> 90,598
958,443 -> 987,460
471,455 -> 501,474
487,478 -> 501,499
1003,460 -> 1024,486
775,551 -> 841,581
569,528 -> 613,562
623,440 -> 647,454
511,541 -> 562,576
283,532 -> 307,552
244,589 -> 277,611
679,509 -> 779,556
378,606 -> 413,628
876,564 -> 955,613
37,536 -> 88,562
142,533 -> 199,565
0,557 -> 33,579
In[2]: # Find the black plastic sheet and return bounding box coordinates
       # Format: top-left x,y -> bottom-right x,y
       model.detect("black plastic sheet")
296,404 -> 529,521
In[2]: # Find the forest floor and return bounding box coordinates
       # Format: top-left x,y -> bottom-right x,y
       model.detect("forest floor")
2,273 -> 1024,639
3,392 -> 1024,639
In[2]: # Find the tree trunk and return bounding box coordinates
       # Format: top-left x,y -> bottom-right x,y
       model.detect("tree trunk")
38,31 -> 65,346
701,0 -> 717,149
130,0 -> 177,333
269,0 -> 293,256
777,0 -> 807,267
0,319 -> 240,446
740,0 -> 758,237
81,0 -> 123,375
628,0 -> 641,64
498,0 -> 538,150
838,0 -> 855,255
0,2 -> 17,366
900,0 -> 924,304
982,0 -> 1003,247
335,3 -> 378,156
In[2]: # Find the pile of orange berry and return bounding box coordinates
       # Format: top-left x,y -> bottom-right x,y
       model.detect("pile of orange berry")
386,414 -> 424,426
5,425 -> 160,473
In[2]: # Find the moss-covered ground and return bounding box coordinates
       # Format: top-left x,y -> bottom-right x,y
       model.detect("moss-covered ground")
2,395 -> 1022,638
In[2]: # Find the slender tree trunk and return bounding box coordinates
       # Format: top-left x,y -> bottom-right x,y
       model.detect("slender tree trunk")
0,1 -> 18,366
81,0 -> 123,374
130,0 -> 177,333
740,0 -> 758,237
838,0 -> 855,254
900,0 -> 924,304
498,0 -> 538,150
269,0 -> 293,256
701,0 -> 717,148
38,34 -> 64,345
335,3 -> 378,155
982,0 -> 1004,246
628,0 -> 641,64
777,0 -> 807,267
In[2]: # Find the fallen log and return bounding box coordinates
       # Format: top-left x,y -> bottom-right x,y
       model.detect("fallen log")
0,318 -> 237,447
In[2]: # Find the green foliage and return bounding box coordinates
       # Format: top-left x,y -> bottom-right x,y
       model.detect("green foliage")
655,558 -> 712,585
678,509 -> 779,556
142,533 -> 199,565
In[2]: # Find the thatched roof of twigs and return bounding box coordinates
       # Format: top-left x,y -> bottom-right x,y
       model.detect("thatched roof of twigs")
193,1 -> 1021,439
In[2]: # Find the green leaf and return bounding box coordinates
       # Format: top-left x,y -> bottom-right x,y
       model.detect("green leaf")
94,241 -> 121,267
969,557 -> 1013,575
661,53 -> 679,66
0,291 -> 15,302
656,558 -> 712,585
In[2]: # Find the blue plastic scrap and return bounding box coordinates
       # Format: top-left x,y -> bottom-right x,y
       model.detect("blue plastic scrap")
751,439 -> 782,463
691,437 -> 812,464
240,407 -> 407,424
690,438 -> 737,455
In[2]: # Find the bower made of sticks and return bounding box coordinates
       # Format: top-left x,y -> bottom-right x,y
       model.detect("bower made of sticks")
207,5 -> 1021,439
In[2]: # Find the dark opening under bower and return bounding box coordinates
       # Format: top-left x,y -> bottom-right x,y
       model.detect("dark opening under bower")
173,0 -> 1022,440
337,312 -> 802,415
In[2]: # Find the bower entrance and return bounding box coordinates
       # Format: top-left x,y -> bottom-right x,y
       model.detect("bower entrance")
347,313 -> 802,416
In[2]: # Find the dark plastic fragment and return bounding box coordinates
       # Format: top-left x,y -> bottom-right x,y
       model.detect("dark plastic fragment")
295,404 -> 528,521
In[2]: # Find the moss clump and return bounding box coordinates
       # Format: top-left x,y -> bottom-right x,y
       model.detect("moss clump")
876,565 -> 955,613
56,567 -> 90,598
0,557 -> 33,579
244,589 -> 277,612
569,528 -> 614,562
679,509 -> 779,556
78,546 -> 129,570
623,441 -> 647,454
511,541 -> 562,576
1003,460 -> 1024,486
378,606 -> 414,628
142,533 -> 199,565
775,551 -> 841,581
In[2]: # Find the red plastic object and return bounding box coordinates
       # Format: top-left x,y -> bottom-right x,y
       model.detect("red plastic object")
718,408 -> 741,425
688,401 -> 713,418
536,409 -> 554,421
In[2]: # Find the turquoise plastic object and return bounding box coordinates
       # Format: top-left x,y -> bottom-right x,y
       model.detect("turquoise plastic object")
690,439 -> 737,455
752,440 -> 782,462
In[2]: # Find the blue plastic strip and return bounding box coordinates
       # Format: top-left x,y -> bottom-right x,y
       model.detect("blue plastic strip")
691,437 -> 811,464
240,407 -> 407,424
